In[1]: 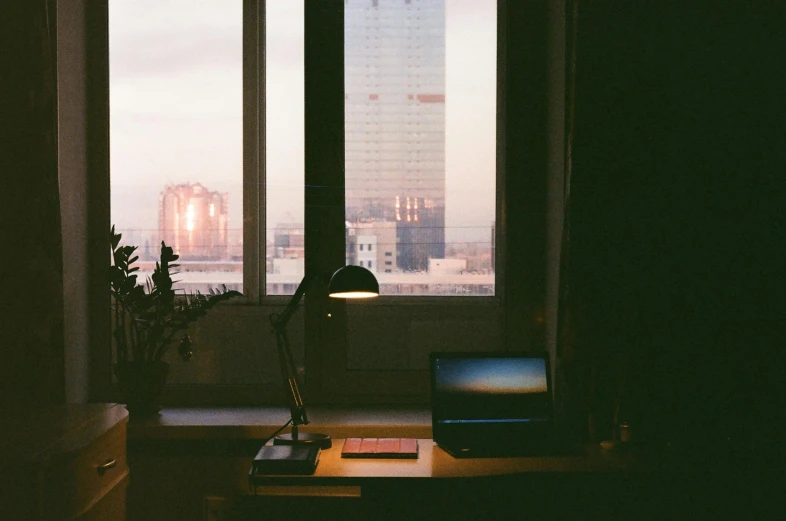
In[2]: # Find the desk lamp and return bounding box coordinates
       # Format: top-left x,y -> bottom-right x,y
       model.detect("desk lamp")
269,265 -> 379,449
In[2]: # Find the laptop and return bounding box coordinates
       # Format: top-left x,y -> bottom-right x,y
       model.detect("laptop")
430,351 -> 558,458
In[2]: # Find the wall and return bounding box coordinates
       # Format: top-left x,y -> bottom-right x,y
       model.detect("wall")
58,0 -> 90,404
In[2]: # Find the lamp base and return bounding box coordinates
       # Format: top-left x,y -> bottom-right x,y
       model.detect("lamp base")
274,432 -> 332,450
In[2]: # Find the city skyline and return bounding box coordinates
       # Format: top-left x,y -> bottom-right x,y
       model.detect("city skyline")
109,0 -> 495,247
110,0 -> 496,245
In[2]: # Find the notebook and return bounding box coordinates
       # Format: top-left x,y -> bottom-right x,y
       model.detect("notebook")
430,351 -> 557,458
341,438 -> 419,459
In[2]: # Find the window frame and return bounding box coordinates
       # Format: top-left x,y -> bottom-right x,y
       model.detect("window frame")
88,0 -> 558,406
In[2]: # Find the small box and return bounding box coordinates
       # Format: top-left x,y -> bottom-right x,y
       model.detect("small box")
252,445 -> 321,475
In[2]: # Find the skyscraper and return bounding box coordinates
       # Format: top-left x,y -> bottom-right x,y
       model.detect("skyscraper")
345,0 -> 446,270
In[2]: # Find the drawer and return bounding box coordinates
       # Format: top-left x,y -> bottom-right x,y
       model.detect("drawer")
41,418 -> 128,521
73,472 -> 129,521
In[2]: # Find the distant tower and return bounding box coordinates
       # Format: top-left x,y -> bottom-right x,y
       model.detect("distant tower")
344,0 -> 446,269
158,183 -> 229,260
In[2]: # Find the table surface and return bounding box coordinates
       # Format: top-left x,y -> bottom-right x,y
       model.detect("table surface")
251,439 -> 636,485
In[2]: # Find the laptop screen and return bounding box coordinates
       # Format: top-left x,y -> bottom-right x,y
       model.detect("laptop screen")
430,352 -> 553,446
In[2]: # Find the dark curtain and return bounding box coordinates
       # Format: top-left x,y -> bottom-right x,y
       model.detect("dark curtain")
555,0 -> 629,445
0,0 -> 64,406
556,1 -> 785,447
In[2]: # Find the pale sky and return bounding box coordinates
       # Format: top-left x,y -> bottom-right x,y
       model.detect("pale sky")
110,0 -> 496,244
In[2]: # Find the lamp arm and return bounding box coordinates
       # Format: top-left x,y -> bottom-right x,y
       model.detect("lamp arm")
274,328 -> 308,427
270,274 -> 312,330
268,273 -> 318,429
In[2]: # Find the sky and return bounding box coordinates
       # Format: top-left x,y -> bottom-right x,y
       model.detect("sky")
109,0 -> 496,245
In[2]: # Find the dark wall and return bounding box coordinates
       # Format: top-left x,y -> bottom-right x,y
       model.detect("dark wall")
570,2 -> 784,444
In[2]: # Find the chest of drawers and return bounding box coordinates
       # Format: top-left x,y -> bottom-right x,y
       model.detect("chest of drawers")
0,403 -> 129,521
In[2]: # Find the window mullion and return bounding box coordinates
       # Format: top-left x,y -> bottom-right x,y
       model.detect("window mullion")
244,0 -> 263,303
303,0 -> 345,398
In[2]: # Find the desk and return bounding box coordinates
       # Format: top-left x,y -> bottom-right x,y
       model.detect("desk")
244,439 -> 641,520
250,438 -> 632,485
127,411 -> 775,521
242,439 -> 774,521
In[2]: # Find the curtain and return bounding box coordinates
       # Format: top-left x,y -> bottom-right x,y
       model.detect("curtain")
554,1 -> 784,446
554,0 -> 630,444
0,0 -> 65,405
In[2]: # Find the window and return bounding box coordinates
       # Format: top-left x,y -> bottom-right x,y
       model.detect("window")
109,1 -> 243,295
102,0 -> 519,405
266,2 -> 305,296
345,0 -> 495,296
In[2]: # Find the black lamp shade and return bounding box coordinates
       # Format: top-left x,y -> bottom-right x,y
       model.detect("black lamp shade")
328,265 -> 379,299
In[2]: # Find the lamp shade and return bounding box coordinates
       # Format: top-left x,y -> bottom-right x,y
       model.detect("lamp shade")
328,265 -> 379,299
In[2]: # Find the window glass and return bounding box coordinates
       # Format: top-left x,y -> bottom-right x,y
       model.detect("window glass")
266,2 -> 305,295
344,0 -> 496,296
109,0 -> 243,294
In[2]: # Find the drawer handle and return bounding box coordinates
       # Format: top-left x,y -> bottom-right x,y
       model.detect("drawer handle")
97,459 -> 117,474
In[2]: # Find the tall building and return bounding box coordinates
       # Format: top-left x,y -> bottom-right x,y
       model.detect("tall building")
344,0 -> 446,269
346,220 -> 398,273
158,182 -> 229,260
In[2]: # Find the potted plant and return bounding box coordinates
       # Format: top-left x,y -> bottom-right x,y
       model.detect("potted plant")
110,226 -> 241,416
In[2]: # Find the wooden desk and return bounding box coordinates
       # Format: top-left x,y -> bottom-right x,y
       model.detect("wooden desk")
244,440 -> 639,520
251,439 -> 632,486
243,439 -> 774,521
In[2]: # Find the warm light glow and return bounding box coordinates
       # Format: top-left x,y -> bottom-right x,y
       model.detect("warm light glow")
329,291 -> 379,299
209,203 -> 215,217
186,203 -> 195,232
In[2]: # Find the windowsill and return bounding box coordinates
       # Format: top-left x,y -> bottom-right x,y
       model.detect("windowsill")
127,406 -> 433,440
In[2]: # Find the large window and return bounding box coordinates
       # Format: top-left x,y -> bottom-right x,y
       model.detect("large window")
106,0 -> 505,404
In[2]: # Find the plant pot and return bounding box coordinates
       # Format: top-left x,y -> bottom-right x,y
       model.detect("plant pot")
114,361 -> 169,418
